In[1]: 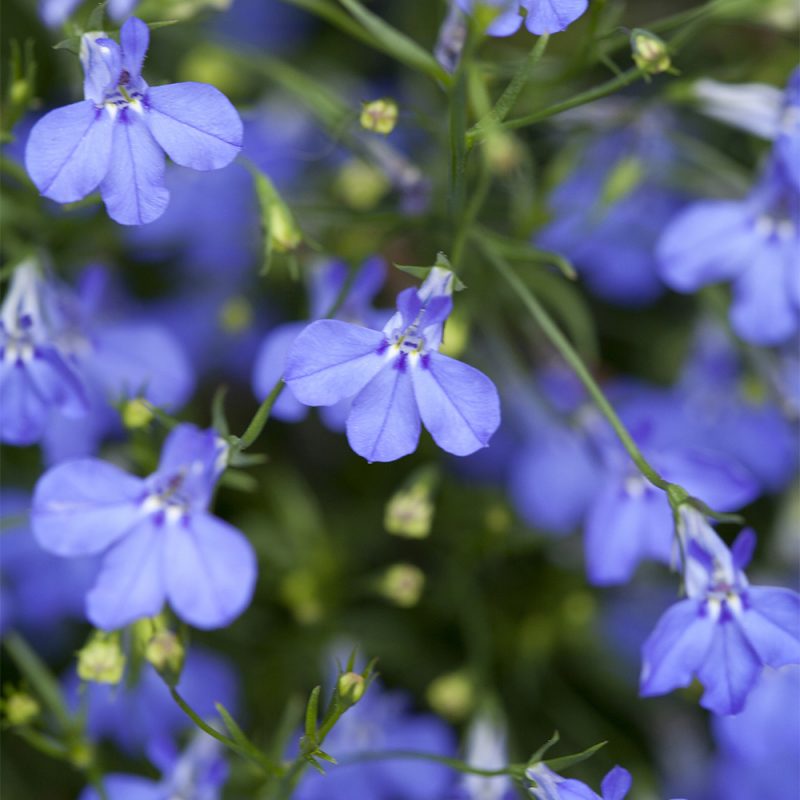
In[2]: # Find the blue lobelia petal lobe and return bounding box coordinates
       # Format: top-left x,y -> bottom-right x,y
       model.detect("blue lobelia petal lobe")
120,17 -> 149,79
79,774 -> 162,800
657,201 -> 758,292
251,322 -> 309,422
100,109 -> 168,224
347,363 -> 421,462
86,518 -> 166,630
410,351 -> 500,456
524,0 -> 588,34
730,240 -> 798,345
697,615 -> 762,715
81,35 -> 122,104
554,779 -> 601,800
738,588 -> 800,668
731,527 -> 757,571
600,766 -> 632,800
640,598 -> 715,696
32,459 -> 145,556
0,361 -> 48,444
145,82 -> 243,170
284,319 -> 387,406
25,101 -> 114,203
108,0 -> 139,20
164,513 -> 257,629
455,1 -> 524,37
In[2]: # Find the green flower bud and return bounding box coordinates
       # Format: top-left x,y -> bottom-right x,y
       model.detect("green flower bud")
379,563 -> 425,608
426,671 -> 475,721
77,634 -> 125,685
121,397 -> 153,429
336,158 -> 391,210
269,202 -> 302,253
337,671 -> 366,705
630,29 -> 672,75
218,295 -> 254,334
3,691 -> 39,726
360,98 -> 399,135
384,484 -> 435,538
145,630 -> 185,676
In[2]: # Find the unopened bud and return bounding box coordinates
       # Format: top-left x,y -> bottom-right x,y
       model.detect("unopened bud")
360,98 -> 399,135
77,634 -> 125,685
218,295 -> 254,334
336,159 -> 391,210
485,131 -> 523,175
379,563 -> 425,608
3,691 -> 39,726
145,630 -> 185,675
269,203 -> 302,253
631,29 -> 672,75
385,485 -> 434,538
598,156 -> 644,209
121,397 -> 153,429
337,671 -> 366,704
426,671 -> 475,721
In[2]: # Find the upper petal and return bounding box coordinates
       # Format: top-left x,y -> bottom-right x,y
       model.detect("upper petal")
25,101 -> 113,203
120,17 -> 149,78
87,519 -> 166,630
411,351 -> 500,456
164,513 -> 257,629
347,364 -> 421,462
601,766 -> 632,800
100,109 -> 169,225
146,82 -> 243,170
523,0 -> 589,34
32,459 -> 145,556
284,320 -> 387,406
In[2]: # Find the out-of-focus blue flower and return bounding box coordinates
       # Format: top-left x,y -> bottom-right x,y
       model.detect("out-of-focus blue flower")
25,18 -> 242,225
67,647 -> 238,755
526,762 -> 632,800
32,424 -> 257,630
80,729 -> 228,800
253,257 -> 388,426
537,114 -> 686,306
293,682 -> 456,800
658,159 -> 799,346
39,0 -> 137,28
285,267 -> 501,462
456,0 -> 588,37
454,713 -> 516,800
213,0 -> 312,51
640,509 -> 800,715
0,489 -> 97,638
709,666 -> 800,800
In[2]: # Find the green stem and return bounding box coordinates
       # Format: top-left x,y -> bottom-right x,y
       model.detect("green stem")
469,34 -> 550,144
480,240 -> 669,491
235,380 -> 286,452
340,749 -> 523,778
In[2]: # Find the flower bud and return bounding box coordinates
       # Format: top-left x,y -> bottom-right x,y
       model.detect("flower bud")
2,691 -> 39,726
121,397 -> 153,429
630,29 -> 672,75
426,670 -> 475,721
77,633 -> 125,685
360,98 -> 399,135
385,485 -> 435,538
218,295 -> 254,334
145,630 -> 185,676
379,563 -> 425,608
269,202 -> 302,253
336,158 -> 391,210
337,671 -> 366,705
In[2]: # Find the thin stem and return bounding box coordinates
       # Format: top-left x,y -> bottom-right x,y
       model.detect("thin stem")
480,240 -> 669,491
340,749 -> 522,778
235,380 -> 286,452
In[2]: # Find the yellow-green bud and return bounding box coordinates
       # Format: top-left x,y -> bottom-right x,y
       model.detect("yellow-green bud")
121,397 -> 153,429
630,29 -> 672,75
69,741 -> 93,769
438,312 -> 469,359
77,635 -> 125,685
269,203 -> 302,253
426,671 -> 475,721
336,159 -> 391,210
360,98 -> 399,135
384,485 -> 434,538
337,671 -> 366,704
145,631 -> 185,675
379,563 -> 425,608
598,156 -> 645,211
218,295 -> 254,334
3,691 -> 39,726
484,131 -> 523,175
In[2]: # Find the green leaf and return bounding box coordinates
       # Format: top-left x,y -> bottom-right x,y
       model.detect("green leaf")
393,259 -> 467,291
305,686 -> 321,738
86,2 -> 108,31
211,385 -> 229,437
215,702 -> 256,754
542,740 -> 607,772
53,36 -> 82,54
528,730 -> 559,764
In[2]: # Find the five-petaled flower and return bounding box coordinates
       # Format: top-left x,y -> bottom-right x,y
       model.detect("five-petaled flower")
32,424 -> 257,631
25,17 -> 242,225
284,266 -> 501,463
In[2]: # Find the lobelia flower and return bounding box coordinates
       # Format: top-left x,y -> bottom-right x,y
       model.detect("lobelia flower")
31,424 -> 257,630
284,266 -> 501,463
455,0 -> 588,37
25,17 -> 242,225
454,713 -> 516,800
80,729 -> 228,800
657,157 -> 800,346
639,507 -> 800,715
40,0 -> 138,28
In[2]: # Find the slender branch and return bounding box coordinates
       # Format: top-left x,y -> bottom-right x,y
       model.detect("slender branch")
340,749 -> 524,778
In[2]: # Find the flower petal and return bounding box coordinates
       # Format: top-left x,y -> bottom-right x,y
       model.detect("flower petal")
739,588 -> 800,668
32,459 -> 144,556
120,16 -> 149,77
640,598 -> 714,696
284,319 -> 387,406
100,109 -> 169,225
524,0 -> 589,34
347,364 -> 420,462
25,101 -> 113,203
146,82 -> 242,170
164,513 -> 257,629
601,766 -> 632,800
252,322 -> 308,422
87,519 -> 166,630
411,351 -> 500,456
79,774 -> 162,800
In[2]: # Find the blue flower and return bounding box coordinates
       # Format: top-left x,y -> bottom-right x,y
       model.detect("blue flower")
40,0 -> 138,28
31,424 -> 257,630
776,69 -> 800,191
526,763 -> 633,800
456,0 -> 588,37
284,267 -> 501,462
25,17 -> 242,225
658,159 -> 799,345
640,509 -> 800,715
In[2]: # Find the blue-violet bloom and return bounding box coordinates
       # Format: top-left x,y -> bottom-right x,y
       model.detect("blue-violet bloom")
456,0 -> 588,37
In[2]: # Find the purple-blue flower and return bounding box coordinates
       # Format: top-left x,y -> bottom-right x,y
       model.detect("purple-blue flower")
31,424 -> 257,630
456,0 -> 588,37
658,159 -> 799,345
39,0 -> 138,28
284,267 -> 501,462
526,763 -> 633,800
25,17 -> 242,225
640,509 -> 800,715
